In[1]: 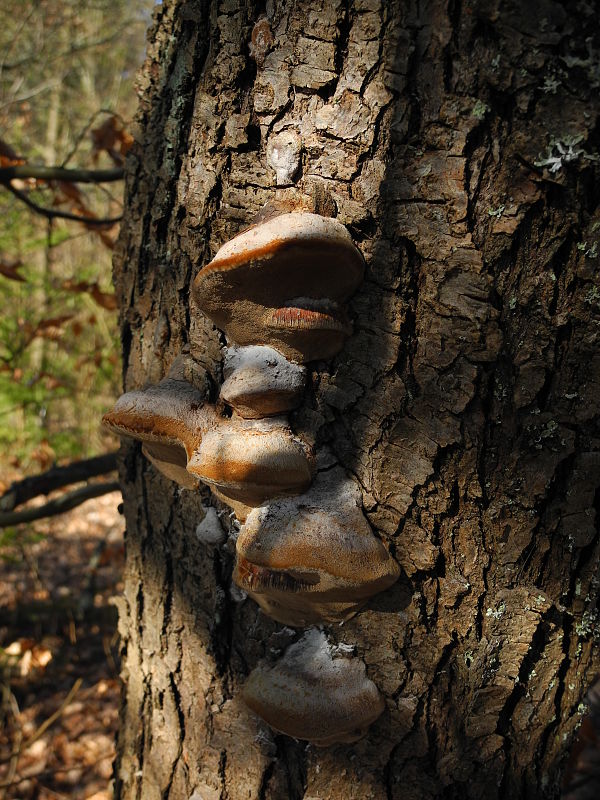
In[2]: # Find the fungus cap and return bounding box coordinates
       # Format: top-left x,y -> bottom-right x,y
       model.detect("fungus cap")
233,467 -> 400,626
242,629 -> 385,746
192,212 -> 365,363
102,373 -> 217,487
187,416 -> 315,507
220,345 -> 306,419
209,486 -> 253,523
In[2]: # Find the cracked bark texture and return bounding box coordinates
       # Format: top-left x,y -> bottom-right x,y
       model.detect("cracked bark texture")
112,1 -> 600,798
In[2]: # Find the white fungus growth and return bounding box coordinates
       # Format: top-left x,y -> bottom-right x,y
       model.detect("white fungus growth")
230,583 -> 248,603
267,130 -> 302,185
195,506 -> 227,545
330,641 -> 356,657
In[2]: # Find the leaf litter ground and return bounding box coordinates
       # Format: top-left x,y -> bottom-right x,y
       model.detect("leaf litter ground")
1,481 -> 599,798
0,487 -> 123,799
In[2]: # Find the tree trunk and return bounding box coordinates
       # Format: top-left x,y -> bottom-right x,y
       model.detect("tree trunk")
111,1 -> 600,798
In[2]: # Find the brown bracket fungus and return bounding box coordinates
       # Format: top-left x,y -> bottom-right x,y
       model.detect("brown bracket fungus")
186,416 -> 315,508
102,365 -> 217,489
233,467 -> 400,626
220,345 -> 306,419
192,212 -> 365,363
242,629 -> 385,746
141,443 -> 199,490
208,487 -> 253,524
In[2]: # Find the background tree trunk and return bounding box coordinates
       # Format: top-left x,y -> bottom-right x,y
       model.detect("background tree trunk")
111,1 -> 600,798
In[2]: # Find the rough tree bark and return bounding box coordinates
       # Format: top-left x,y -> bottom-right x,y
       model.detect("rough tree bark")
111,1 -> 600,798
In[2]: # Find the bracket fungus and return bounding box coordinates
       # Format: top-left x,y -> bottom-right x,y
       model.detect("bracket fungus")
233,467 -> 400,626
187,416 -> 315,507
102,360 -> 217,489
220,345 -> 306,419
242,629 -> 385,746
102,346 -> 314,508
192,212 -> 365,363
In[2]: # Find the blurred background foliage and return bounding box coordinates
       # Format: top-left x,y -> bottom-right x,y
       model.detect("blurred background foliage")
0,0 -> 154,478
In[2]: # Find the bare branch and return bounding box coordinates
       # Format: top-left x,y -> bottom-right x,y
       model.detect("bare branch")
0,452 -> 118,512
0,78 -> 60,113
2,28 -> 130,71
0,165 -> 124,183
0,481 -> 121,529
2,182 -> 122,226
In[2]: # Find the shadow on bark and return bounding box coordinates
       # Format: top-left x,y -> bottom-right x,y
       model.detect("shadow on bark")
112,2 -> 600,799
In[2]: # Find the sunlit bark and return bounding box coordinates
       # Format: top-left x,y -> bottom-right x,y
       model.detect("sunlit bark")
113,2 -> 600,798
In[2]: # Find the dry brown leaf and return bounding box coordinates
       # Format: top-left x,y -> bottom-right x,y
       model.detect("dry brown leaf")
90,115 -> 133,166
0,137 -> 25,166
42,374 -> 65,391
30,440 -> 55,470
55,180 -> 85,205
71,319 -> 84,337
34,315 -> 75,332
62,279 -> 117,310
24,315 -> 76,342
0,259 -> 26,282
4,639 -> 53,676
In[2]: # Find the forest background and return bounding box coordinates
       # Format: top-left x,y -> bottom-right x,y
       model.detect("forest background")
0,0 -> 153,485
2,2 -> 600,799
0,2 -> 152,797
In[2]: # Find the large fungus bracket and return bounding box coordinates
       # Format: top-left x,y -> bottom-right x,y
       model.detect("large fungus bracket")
103,212 -> 397,745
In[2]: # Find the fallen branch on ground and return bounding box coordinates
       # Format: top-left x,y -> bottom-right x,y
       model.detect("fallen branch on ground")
0,452 -> 118,512
0,482 -> 121,529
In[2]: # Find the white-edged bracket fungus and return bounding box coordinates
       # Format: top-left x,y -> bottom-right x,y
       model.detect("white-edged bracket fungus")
192,212 -> 365,363
220,344 -> 306,419
233,467 -> 400,626
102,362 -> 217,489
187,416 -> 315,508
242,629 -> 385,746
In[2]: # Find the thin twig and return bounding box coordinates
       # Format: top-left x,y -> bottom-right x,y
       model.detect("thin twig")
0,689 -> 22,789
0,78 -> 60,113
61,108 -> 128,167
22,678 -> 82,751
0,679 -> 83,775
2,28 -> 129,72
2,183 -> 122,226
0,481 -> 121,529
